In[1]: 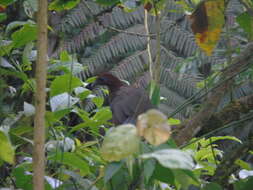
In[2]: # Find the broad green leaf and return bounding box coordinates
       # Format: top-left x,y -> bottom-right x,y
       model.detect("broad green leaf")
101,124 -> 140,162
234,176 -> 253,190
141,149 -> 194,170
0,13 -> 7,22
202,182 -> 222,190
49,0 -> 80,11
92,96 -> 104,108
50,93 -> 79,111
92,107 -> 112,122
0,0 -> 15,6
0,129 -> 14,164
50,73 -> 83,97
173,169 -> 199,189
104,161 -> 124,183
13,167 -> 33,190
11,23 -> 37,48
237,12 -> 253,40
235,159 -> 251,170
48,152 -> 90,176
152,163 -> 175,185
13,166 -> 52,190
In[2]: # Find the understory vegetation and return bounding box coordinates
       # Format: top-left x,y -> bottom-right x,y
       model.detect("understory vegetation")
0,0 -> 253,189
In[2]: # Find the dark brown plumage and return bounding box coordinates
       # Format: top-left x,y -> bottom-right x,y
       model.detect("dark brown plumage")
88,73 -> 154,125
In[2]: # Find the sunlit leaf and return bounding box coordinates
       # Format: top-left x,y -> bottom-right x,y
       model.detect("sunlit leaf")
49,0 -> 80,11
101,124 -> 140,162
50,93 -> 79,112
140,149 -> 195,170
0,127 -> 14,164
137,109 -> 171,146
168,118 -> 181,125
11,23 -> 37,48
50,73 -> 83,97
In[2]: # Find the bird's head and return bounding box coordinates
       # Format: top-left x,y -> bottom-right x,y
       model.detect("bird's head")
87,73 -> 125,92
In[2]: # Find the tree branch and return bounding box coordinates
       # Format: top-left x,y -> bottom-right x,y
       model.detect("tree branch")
173,42 -> 253,146
201,93 -> 253,134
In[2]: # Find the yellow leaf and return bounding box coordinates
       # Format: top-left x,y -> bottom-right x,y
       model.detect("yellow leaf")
190,0 -> 225,56
137,109 -> 171,146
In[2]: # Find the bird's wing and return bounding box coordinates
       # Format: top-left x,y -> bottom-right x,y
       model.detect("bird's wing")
110,86 -> 154,125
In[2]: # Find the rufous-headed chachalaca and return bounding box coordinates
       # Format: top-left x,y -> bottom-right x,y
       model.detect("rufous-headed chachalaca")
87,73 -> 154,125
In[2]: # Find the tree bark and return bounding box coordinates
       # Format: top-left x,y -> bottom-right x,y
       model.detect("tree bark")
33,0 -> 48,189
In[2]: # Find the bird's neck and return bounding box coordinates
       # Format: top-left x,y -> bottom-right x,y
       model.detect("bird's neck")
107,80 -> 125,94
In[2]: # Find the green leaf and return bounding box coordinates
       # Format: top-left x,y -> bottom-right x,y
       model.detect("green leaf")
85,76 -> 97,83
22,42 -> 34,71
234,177 -> 253,190
6,21 -> 27,34
95,0 -> 120,6
92,107 -> 112,122
0,40 -> 13,56
50,73 -> 83,97
141,149 -> 194,170
0,0 -> 15,6
49,0 -> 80,11
11,23 -> 37,48
144,159 -> 156,183
152,163 -> 175,185
0,68 -> 28,81
92,96 -> 104,108
210,136 -> 242,144
13,167 -> 33,190
237,12 -> 253,39
173,169 -> 199,189
60,50 -> 71,62
149,80 -> 160,105
104,161 -> 124,183
202,182 -> 223,190
48,152 -> 90,176
0,129 -> 14,164
168,118 -> 181,125
0,13 -> 7,22
235,159 -> 251,170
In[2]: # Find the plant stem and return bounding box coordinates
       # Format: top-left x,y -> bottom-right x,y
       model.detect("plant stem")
33,0 -> 48,189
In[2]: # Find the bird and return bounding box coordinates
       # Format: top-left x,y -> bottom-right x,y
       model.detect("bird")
87,73 -> 154,125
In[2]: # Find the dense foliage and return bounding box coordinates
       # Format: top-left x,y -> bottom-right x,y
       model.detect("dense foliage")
0,0 -> 253,190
